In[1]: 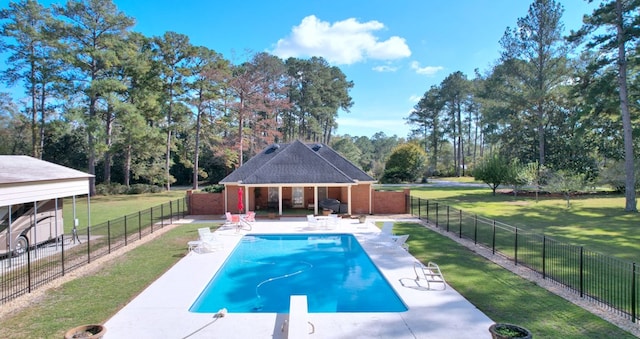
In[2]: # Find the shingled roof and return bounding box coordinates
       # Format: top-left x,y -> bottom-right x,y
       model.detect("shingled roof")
220,140 -> 375,185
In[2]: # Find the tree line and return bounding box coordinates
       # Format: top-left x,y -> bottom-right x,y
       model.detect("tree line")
407,0 -> 639,212
0,0 -> 355,195
1,0 -> 639,212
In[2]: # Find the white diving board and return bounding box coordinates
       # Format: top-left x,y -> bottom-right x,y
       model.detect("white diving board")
287,295 -> 314,338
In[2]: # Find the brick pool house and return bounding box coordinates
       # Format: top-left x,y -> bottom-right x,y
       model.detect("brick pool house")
187,140 -> 409,217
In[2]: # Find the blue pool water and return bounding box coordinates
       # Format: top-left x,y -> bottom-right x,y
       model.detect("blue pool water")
189,233 -> 408,313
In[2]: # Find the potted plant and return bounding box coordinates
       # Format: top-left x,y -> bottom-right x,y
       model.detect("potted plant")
358,215 -> 366,223
489,323 -> 532,339
64,324 -> 106,338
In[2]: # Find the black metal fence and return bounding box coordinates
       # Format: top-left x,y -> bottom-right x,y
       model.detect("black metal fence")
0,198 -> 186,305
410,196 -> 639,323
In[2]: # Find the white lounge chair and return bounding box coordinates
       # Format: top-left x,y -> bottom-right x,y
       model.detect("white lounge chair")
196,227 -> 223,252
364,221 -> 395,242
327,214 -> 339,229
375,234 -> 409,252
413,261 -> 446,290
307,215 -> 319,228
390,234 -> 410,251
380,221 -> 394,236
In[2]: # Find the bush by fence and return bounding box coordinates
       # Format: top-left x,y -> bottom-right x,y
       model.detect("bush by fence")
0,198 -> 186,305
410,196 -> 640,323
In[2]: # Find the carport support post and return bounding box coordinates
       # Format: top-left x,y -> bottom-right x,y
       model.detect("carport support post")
87,194 -> 91,263
33,201 -> 37,259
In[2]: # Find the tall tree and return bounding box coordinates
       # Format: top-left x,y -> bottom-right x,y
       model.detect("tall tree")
570,0 -> 639,212
285,57 -> 353,144
54,0 -> 134,195
152,31 -> 194,190
407,85 -> 445,172
0,0 -> 61,159
499,0 -> 569,167
114,32 -> 164,187
188,45 -> 228,189
440,71 -> 471,176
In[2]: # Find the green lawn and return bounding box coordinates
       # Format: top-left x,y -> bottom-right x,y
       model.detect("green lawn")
62,190 -> 187,230
410,186 -> 640,262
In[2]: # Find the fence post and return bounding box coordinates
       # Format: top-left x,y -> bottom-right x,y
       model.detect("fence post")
492,220 -> 496,255
515,228 -> 518,266
435,202 -> 439,228
580,246 -> 584,298
150,207 -> 154,233
417,197 -> 421,219
161,204 -> 164,227
27,243 -> 32,293
61,234 -> 65,276
446,206 -> 450,232
633,263 -> 637,323
170,200 -> 173,224
543,236 -> 546,279
474,215 -> 478,245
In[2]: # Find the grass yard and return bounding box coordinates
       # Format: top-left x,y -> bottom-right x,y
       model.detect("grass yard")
410,185 -> 640,262
62,190 -> 187,230
394,221 -> 636,338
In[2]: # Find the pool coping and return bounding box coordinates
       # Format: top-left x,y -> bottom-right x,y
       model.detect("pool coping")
103,217 -> 495,338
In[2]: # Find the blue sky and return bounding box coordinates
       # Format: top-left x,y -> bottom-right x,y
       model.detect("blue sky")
1,0 -> 596,138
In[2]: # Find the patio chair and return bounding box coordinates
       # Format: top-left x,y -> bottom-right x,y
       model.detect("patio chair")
243,211 -> 256,222
196,227 -> 224,253
225,212 -> 234,225
413,261 -> 446,290
239,211 -> 254,231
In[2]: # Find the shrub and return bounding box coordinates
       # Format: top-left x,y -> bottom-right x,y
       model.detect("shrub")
202,184 -> 225,193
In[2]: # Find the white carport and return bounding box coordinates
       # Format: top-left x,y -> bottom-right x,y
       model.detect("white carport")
0,156 -> 93,255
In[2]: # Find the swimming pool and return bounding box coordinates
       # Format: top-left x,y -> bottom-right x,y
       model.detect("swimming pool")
189,233 -> 408,313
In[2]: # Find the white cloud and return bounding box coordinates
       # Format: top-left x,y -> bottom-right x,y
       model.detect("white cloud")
410,61 -> 443,76
372,65 -> 398,72
409,94 -> 421,103
272,15 -> 411,65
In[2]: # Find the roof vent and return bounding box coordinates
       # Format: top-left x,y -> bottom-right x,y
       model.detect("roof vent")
265,143 -> 280,154
312,144 -> 323,151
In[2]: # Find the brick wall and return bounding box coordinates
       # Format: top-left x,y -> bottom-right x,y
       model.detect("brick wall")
372,189 -> 409,214
186,187 -> 410,216
187,190 -> 225,215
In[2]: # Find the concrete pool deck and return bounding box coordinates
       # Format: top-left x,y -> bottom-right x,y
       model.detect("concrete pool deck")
104,217 -> 495,338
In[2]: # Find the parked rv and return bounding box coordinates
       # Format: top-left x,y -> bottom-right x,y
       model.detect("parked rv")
0,199 -> 64,256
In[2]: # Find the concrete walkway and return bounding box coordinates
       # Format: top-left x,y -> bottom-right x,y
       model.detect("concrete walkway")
104,217 -> 494,338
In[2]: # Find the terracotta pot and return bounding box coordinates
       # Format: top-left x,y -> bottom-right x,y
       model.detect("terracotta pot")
64,324 -> 106,339
489,323 -> 532,339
